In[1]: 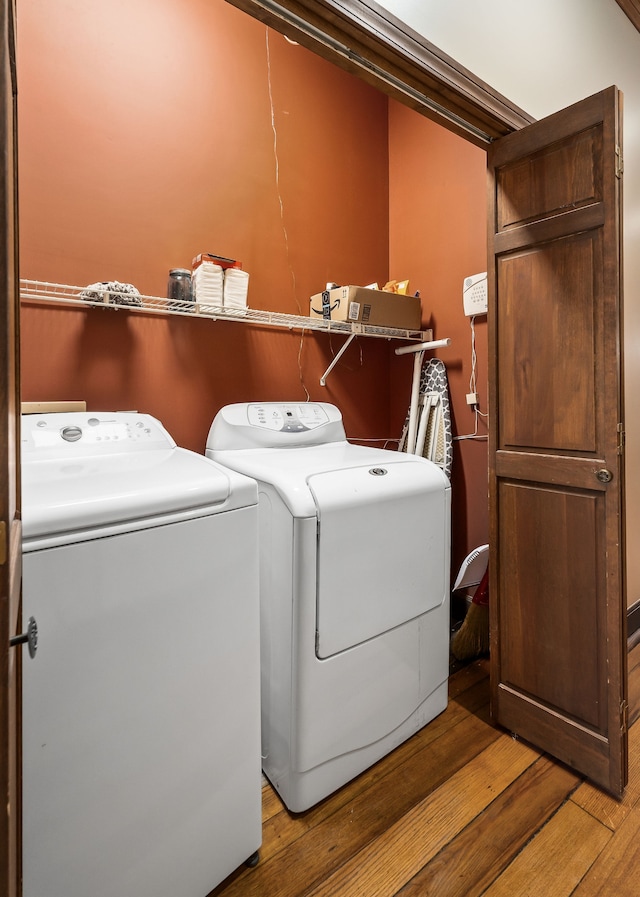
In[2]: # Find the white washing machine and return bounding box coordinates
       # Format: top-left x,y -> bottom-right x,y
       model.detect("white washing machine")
207,401 -> 451,812
20,412 -> 261,897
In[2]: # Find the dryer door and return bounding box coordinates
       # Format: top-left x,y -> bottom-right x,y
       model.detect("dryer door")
309,460 -> 449,658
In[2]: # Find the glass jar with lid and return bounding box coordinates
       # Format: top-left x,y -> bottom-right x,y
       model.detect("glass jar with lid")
167,268 -> 193,310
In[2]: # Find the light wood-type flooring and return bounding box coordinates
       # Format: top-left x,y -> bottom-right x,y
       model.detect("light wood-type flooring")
210,657 -> 640,897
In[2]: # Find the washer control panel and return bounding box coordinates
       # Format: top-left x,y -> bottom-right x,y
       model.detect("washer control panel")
22,412 -> 176,455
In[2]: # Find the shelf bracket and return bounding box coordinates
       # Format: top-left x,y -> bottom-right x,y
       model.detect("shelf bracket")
394,337 -> 451,356
320,333 -> 358,386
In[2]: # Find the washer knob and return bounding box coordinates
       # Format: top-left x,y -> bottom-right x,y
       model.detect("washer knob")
61,426 -> 83,442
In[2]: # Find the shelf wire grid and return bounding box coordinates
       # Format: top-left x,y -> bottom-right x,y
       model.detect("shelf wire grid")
19,279 -> 432,342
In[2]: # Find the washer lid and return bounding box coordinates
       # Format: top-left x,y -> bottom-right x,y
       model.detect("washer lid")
22,448 -> 235,540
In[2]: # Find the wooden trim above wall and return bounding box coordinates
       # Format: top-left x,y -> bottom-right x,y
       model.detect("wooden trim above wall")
225,0 -> 535,145
615,0 -> 640,33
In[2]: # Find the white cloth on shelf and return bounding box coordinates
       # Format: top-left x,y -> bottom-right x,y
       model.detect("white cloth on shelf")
192,262 -> 224,310
223,267 -> 249,313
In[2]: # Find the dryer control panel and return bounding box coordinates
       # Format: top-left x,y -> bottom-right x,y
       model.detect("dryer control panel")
248,403 -> 329,432
209,402 -> 346,450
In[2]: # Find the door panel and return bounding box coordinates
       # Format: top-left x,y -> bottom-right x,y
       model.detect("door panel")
498,235 -> 597,452
496,125 -> 602,229
1,0 -> 21,892
499,483 -> 602,729
488,86 -> 627,795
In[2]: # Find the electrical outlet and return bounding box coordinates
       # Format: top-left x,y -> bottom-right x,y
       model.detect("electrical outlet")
463,273 -> 488,317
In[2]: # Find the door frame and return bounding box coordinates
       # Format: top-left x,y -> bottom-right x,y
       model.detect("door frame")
225,0 -> 535,144
1,0 -> 21,893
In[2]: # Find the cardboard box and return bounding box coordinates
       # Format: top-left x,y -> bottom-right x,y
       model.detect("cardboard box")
192,253 -> 242,271
22,401 -> 87,414
309,285 -> 422,330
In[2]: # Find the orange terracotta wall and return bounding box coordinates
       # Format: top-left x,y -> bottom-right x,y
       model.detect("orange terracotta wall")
17,0 -> 489,577
17,0 -> 392,450
388,102 -> 489,575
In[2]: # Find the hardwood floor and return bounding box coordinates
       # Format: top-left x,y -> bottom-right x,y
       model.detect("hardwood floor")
210,658 -> 640,897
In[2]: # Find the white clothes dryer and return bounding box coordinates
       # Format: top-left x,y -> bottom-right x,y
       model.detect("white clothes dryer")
207,402 -> 451,812
20,412 -> 261,897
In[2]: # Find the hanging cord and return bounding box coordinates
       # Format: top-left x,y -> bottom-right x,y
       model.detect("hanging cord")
454,315 -> 488,442
266,29 -> 309,398
298,330 -> 310,401
348,437 -> 403,449
266,29 -> 297,309
469,314 -> 478,396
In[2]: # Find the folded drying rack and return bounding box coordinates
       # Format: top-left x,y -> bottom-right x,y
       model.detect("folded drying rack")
395,339 -> 451,455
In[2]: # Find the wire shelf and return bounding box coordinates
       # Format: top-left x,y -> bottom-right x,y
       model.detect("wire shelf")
19,279 -> 432,342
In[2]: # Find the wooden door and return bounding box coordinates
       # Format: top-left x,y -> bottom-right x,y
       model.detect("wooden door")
1,0 -> 22,892
488,86 -> 627,795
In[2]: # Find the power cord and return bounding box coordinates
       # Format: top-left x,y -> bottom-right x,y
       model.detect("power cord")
454,314 -> 488,442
